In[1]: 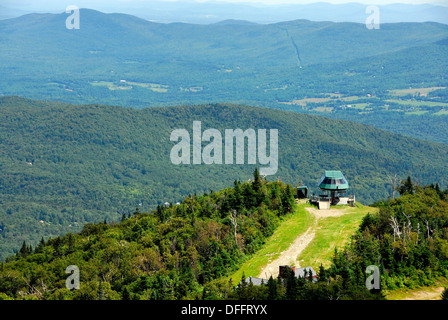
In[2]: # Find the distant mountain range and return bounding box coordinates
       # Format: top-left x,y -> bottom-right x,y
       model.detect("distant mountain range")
1,8 -> 447,145
1,8 -> 447,100
1,2 -> 448,24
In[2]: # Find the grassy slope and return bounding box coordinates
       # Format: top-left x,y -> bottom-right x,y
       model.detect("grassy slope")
297,203 -> 376,269
228,201 -> 447,300
228,202 -> 375,285
228,203 -> 314,284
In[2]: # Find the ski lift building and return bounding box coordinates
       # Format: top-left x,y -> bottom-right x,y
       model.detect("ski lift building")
317,170 -> 354,208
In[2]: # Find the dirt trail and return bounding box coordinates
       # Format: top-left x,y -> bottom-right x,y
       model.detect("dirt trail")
403,287 -> 444,300
257,226 -> 316,279
394,286 -> 445,300
257,206 -> 354,279
305,206 -> 354,219
256,205 -> 445,300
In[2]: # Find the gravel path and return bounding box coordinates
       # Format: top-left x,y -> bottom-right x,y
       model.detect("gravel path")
401,287 -> 444,300
305,206 -> 354,219
257,226 -> 316,279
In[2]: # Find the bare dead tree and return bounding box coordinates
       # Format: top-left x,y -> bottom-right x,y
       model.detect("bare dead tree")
403,212 -> 412,241
41,280 -> 47,294
417,222 -> 420,242
327,293 -> 341,300
390,216 -> 401,241
424,219 -> 435,239
387,174 -> 398,200
229,210 -> 238,243
22,276 -> 43,300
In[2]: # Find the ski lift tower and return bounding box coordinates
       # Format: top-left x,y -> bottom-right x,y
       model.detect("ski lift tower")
318,170 -> 350,207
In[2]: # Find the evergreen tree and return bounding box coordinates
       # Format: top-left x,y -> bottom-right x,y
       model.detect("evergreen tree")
67,233 -> 75,252
34,237 -> 45,253
307,268 -> 314,283
281,184 -> 295,215
267,275 -> 278,300
252,168 -> 268,207
252,168 -> 262,193
232,180 -> 243,212
285,268 -> 298,300
398,176 -> 415,195
239,272 -> 247,289
359,213 -> 376,232
318,264 -> 327,283
18,241 -> 29,258
242,182 -> 256,209
122,286 -> 131,300
435,183 -> 444,199
441,287 -> 448,301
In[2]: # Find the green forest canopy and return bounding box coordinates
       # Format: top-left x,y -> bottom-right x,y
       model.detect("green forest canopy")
1,175 -> 447,300
1,96 -> 448,260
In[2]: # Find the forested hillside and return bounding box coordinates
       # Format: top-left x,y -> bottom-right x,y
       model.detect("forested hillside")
0,171 -> 297,300
338,179 -> 448,290
1,9 -> 448,144
2,175 -> 445,300
1,96 -> 448,260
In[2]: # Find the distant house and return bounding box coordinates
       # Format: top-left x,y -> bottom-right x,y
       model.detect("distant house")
241,276 -> 267,286
295,266 -> 317,281
296,186 -> 308,199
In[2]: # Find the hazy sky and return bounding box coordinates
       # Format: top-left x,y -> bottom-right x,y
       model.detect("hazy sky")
3,0 -> 448,10
215,0 -> 447,4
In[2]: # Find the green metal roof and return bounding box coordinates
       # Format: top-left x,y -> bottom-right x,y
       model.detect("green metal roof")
318,170 -> 349,191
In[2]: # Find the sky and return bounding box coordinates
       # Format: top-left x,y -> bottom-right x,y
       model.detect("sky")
2,0 -> 448,10
215,0 -> 448,4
